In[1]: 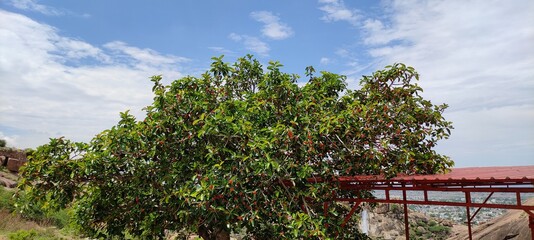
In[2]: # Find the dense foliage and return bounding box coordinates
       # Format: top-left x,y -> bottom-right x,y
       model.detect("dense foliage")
18,55 -> 453,239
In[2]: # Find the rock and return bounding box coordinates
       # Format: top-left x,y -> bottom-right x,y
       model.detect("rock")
0,148 -> 27,163
442,221 -> 453,227
416,226 -> 426,233
7,158 -> 24,172
0,156 -> 6,166
375,204 -> 389,214
0,176 -> 17,188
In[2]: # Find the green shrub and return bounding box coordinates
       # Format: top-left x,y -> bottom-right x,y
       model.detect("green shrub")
390,204 -> 400,213
415,227 -> 425,235
429,224 -> 450,233
0,187 -> 16,211
7,229 -> 63,240
13,190 -> 75,230
43,208 -> 70,229
8,229 -> 38,240
14,191 -> 48,221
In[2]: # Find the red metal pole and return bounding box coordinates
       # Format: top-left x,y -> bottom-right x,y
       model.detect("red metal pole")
341,201 -> 361,228
465,192 -> 473,240
469,192 -> 494,222
403,188 -> 409,240
527,211 -> 534,240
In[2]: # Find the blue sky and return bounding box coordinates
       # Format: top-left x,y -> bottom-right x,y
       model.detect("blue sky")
1,0 -> 533,167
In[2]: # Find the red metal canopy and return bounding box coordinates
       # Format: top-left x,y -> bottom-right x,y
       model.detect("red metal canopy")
329,165 -> 534,240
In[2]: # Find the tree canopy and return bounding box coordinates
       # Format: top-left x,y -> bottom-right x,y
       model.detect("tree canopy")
19,55 -> 453,239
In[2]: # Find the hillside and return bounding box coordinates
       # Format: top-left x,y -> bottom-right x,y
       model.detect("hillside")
361,198 -> 534,240
448,197 -> 534,240
361,203 -> 453,240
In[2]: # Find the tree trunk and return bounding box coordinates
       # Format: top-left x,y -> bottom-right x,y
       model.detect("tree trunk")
198,225 -> 230,240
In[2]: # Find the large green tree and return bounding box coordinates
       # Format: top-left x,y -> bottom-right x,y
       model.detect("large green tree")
19,55 -> 453,239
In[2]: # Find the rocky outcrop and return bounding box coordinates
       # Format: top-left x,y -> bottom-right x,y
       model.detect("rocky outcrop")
0,147 -> 28,172
448,198 -> 534,240
362,203 -> 453,240
0,172 -> 18,188
0,176 -> 17,188
0,148 -> 27,161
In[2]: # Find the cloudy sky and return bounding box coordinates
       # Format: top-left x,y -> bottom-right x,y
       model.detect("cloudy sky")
1,0 -> 533,167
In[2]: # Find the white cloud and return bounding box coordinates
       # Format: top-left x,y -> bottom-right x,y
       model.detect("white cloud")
208,47 -> 234,55
228,33 -> 242,42
228,33 -> 270,56
318,0 -> 360,25
320,57 -> 331,65
7,0 -> 63,16
104,41 -> 190,70
0,9 -> 188,148
0,131 -> 18,147
361,0 -> 534,111
349,0 -> 534,166
250,11 -> 294,40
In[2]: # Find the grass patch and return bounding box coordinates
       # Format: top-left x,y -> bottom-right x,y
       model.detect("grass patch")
428,224 -> 450,234
0,210 -> 41,233
7,229 -> 66,240
8,229 -> 40,240
0,187 -> 80,240
0,207 -> 75,240
0,188 -> 15,212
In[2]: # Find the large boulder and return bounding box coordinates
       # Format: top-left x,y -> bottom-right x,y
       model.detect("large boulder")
0,147 -> 28,172
7,158 -> 24,172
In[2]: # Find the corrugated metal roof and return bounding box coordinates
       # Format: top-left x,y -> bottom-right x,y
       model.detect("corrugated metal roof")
339,165 -> 534,182
396,165 -> 534,181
